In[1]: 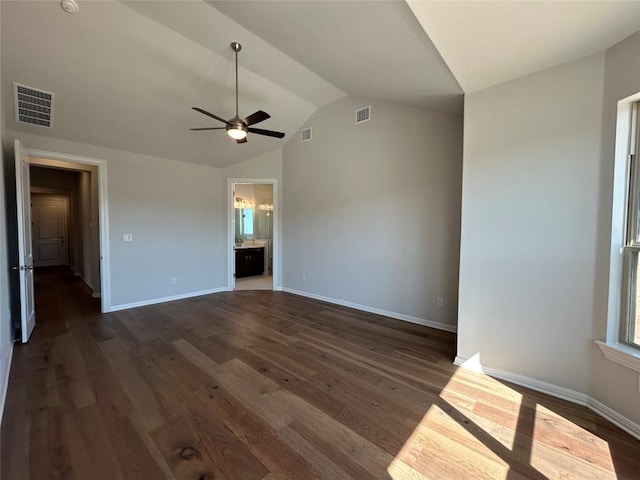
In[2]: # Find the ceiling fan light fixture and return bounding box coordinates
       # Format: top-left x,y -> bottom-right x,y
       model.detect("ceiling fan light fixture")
227,126 -> 247,140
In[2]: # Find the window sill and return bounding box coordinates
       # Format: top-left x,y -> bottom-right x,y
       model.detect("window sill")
596,340 -> 640,373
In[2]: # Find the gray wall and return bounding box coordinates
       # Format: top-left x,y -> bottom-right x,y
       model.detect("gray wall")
282,96 -> 463,330
459,53 -> 605,392
459,31 -> 640,426
224,148 -> 282,180
5,130 -> 227,308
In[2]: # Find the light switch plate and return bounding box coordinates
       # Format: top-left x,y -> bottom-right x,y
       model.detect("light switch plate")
123,233 -> 133,242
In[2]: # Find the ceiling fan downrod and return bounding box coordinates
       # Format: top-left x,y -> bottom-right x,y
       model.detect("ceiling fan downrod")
231,42 -> 241,120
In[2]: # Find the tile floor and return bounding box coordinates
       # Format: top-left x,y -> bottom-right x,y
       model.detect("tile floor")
235,275 -> 273,290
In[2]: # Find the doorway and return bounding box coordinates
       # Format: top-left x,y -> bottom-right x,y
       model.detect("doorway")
22,146 -> 110,313
11,142 -> 110,344
29,161 -> 101,299
228,179 -> 278,291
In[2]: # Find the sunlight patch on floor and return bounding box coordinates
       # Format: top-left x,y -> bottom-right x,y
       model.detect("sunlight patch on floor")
386,456 -> 430,480
529,403 -> 615,479
390,402 -> 511,480
443,362 -> 524,450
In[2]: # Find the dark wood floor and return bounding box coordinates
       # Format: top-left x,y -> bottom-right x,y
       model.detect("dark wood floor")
2,267 -> 639,479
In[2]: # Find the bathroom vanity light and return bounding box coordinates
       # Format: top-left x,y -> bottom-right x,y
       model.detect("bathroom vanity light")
257,203 -> 273,211
234,197 -> 253,209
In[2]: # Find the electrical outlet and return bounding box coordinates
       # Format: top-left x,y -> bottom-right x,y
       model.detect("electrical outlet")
171,277 -> 178,285
302,274 -> 306,282
436,297 -> 444,308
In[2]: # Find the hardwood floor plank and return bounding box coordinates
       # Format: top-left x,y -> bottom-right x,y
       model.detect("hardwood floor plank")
1,381 -> 28,480
268,389 -> 427,479
128,412 -> 176,480
224,409 -> 324,480
276,425 -> 355,480
173,340 -> 294,430
103,414 -> 169,480
63,405 -> 126,480
288,419 -> 382,480
150,416 -> 219,480
187,409 -> 270,480
52,333 -> 96,409
98,338 -> 165,431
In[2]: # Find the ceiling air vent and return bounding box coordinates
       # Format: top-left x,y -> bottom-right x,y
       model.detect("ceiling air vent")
355,105 -> 371,125
301,127 -> 312,142
14,83 -> 54,128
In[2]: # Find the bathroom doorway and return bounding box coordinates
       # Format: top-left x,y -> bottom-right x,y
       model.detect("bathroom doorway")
228,179 -> 278,291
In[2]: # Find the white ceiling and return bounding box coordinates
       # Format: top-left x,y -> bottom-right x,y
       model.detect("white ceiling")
210,0 -> 464,114
408,0 -> 640,93
2,1 -> 639,168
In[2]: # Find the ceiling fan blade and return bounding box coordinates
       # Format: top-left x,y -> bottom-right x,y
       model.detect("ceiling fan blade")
190,127 -> 227,131
236,137 -> 248,144
192,107 -> 231,125
243,110 -> 270,126
248,127 -> 285,139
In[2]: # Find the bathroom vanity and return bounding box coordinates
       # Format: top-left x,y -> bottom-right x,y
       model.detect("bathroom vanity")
234,246 -> 264,278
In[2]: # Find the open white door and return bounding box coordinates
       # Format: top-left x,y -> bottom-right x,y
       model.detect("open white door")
14,139 -> 35,343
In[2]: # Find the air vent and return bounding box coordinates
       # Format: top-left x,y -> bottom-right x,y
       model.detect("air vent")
14,83 -> 54,128
301,127 -> 312,142
355,105 -> 371,125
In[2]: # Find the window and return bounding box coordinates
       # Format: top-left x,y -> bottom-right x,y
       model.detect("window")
622,100 -> 640,348
242,209 -> 254,237
599,94 -> 640,371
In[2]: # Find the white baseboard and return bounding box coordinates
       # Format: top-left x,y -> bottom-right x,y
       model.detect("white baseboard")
109,287 -> 227,312
454,356 -> 640,441
0,345 -> 14,426
454,356 -> 588,404
587,396 -> 640,441
281,287 -> 457,333
82,278 -> 94,291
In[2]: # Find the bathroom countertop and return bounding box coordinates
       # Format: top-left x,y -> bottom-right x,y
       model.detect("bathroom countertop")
234,244 -> 266,250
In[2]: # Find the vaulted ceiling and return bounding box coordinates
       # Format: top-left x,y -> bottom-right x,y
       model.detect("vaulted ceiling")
2,1 -> 639,168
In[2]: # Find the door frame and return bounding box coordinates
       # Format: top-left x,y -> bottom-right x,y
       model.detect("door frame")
227,178 -> 279,291
23,147 -> 112,313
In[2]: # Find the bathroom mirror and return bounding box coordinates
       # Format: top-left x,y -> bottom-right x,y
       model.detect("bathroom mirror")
255,209 -> 273,239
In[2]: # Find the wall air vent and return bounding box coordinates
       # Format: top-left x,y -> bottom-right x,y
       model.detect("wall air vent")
355,105 -> 371,125
301,127 -> 312,142
14,83 -> 54,128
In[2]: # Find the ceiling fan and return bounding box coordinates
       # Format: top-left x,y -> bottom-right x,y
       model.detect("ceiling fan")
190,42 -> 285,144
